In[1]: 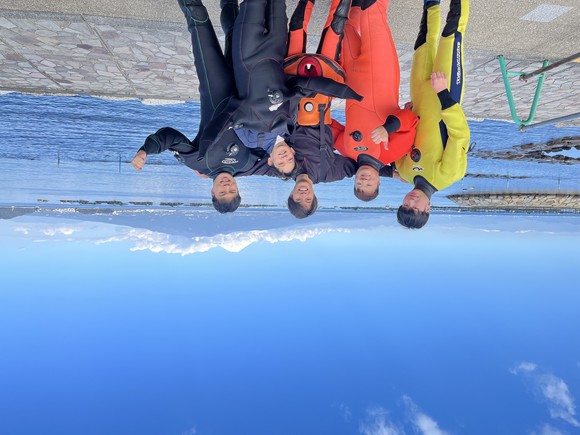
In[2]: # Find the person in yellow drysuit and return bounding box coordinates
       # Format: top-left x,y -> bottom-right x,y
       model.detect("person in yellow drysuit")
395,0 -> 470,229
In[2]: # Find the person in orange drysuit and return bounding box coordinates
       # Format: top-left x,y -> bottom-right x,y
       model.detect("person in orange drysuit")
284,0 -> 363,218
331,0 -> 418,202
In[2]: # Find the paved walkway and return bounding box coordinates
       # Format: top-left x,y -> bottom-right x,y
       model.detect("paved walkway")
1,1 -> 579,125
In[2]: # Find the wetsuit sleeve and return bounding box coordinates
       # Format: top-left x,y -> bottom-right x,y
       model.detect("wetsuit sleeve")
324,153 -> 357,182
439,103 -> 470,181
378,109 -> 418,163
139,127 -> 194,155
437,89 -> 457,110
330,118 -> 346,155
379,164 -> 394,178
287,76 -> 363,101
382,109 -> 418,135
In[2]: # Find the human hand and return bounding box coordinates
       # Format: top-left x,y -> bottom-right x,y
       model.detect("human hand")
131,150 -> 147,170
404,101 -> 413,111
430,72 -> 448,93
193,170 -> 209,179
393,171 -> 406,183
371,126 -> 389,150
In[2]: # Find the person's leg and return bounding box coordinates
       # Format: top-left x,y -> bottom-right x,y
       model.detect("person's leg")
433,0 -> 469,104
341,3 -> 361,73
341,2 -> 361,129
288,0 -> 315,57
354,0 -> 398,110
317,0 -> 352,62
233,0 -> 288,99
177,0 -> 235,131
220,0 -> 239,68
410,1 -> 440,112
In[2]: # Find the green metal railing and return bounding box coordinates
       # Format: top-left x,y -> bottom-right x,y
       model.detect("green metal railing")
498,52 -> 580,129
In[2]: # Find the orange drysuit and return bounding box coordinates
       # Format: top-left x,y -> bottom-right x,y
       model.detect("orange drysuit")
331,0 -> 417,165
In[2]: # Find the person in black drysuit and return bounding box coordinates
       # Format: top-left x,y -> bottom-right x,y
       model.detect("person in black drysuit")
195,0 -> 363,165
132,0 -> 279,214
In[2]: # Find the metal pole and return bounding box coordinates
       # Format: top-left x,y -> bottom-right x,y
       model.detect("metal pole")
498,55 -> 548,127
519,52 -> 580,81
519,112 -> 580,131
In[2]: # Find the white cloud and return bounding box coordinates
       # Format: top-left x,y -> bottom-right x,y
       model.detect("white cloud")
358,399 -> 448,435
340,403 -> 353,422
41,226 -> 78,236
14,223 -> 83,237
538,374 -> 580,427
512,361 -> 580,428
359,406 -> 404,435
403,396 -> 450,435
510,361 -> 538,375
96,226 -> 351,255
530,423 -> 564,435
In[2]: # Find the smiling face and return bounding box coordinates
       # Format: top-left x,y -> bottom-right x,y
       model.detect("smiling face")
291,175 -> 314,209
402,188 -> 431,213
354,165 -> 380,201
268,141 -> 296,175
211,173 -> 239,204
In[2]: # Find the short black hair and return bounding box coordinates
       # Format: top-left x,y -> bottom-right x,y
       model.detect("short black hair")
287,194 -> 318,219
212,193 -> 242,214
271,163 -> 301,181
397,205 -> 429,229
354,186 -> 379,202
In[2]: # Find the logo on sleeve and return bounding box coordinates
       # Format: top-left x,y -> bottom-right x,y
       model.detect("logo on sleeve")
221,158 -> 239,165
353,146 -> 368,152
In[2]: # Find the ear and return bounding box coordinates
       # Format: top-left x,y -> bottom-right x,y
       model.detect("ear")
211,188 -> 215,197
267,156 -> 273,166
425,203 -> 431,213
290,146 -> 296,155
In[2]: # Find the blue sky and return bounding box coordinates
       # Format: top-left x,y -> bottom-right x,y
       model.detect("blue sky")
1,93 -> 579,434
1,212 -> 579,435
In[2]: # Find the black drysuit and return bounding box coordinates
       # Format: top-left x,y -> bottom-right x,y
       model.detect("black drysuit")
197,0 -> 362,158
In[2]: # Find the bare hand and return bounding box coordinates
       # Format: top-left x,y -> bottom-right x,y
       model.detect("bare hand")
431,72 -> 448,93
193,170 -> 209,179
404,101 -> 413,111
371,126 -> 389,150
131,150 -> 147,170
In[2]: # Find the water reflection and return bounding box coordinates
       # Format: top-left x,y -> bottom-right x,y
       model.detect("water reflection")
1,93 -> 579,210
1,93 -> 580,435
1,208 -> 579,434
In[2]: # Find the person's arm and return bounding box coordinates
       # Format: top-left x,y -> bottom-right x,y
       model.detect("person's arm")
132,127 -> 193,170
372,109 -> 418,147
379,164 -> 394,178
323,153 -> 357,182
287,76 -> 363,102
139,127 -> 193,155
431,72 -> 470,181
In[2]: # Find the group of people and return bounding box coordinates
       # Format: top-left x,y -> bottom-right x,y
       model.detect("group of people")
131,0 -> 470,229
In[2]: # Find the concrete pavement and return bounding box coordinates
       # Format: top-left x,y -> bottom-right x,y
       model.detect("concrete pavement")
0,0 -> 579,125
